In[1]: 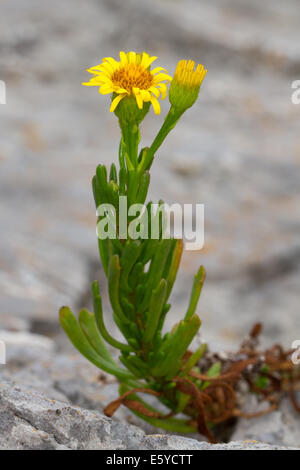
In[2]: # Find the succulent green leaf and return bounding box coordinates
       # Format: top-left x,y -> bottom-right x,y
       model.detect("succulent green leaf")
151,315 -> 201,379
106,180 -> 120,208
181,343 -> 207,374
175,391 -> 191,414
143,279 -> 167,344
165,239 -> 183,300
202,361 -> 222,390
97,238 -> 110,276
59,306 -> 133,381
92,175 -> 101,208
119,355 -> 145,378
109,163 -> 117,183
91,281 -> 132,353
108,254 -> 130,324
139,239 -> 172,312
185,265 -> 206,320
78,308 -> 114,363
95,164 -> 108,200
119,241 -> 142,293
127,169 -> 142,205
136,171 -> 150,205
128,262 -> 144,289
120,297 -> 135,320
140,238 -> 159,264
119,168 -> 127,195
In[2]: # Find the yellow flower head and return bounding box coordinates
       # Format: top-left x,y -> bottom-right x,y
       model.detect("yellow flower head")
82,51 -> 172,115
169,59 -> 207,110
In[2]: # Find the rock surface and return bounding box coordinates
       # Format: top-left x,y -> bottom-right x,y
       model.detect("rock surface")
0,378 -> 297,450
1,336 -> 300,449
232,395 -> 300,448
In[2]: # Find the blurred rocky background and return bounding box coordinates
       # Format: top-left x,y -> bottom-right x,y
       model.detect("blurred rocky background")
0,0 -> 300,449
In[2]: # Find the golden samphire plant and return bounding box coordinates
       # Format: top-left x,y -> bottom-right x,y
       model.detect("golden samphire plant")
59,52 -> 299,442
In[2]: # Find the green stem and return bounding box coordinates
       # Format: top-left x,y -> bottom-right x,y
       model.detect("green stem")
140,106 -> 183,171
121,121 -> 140,168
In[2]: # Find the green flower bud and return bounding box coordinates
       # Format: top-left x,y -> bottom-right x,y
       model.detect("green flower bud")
169,59 -> 207,111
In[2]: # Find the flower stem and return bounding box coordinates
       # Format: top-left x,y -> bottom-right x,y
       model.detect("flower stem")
140,107 -> 183,171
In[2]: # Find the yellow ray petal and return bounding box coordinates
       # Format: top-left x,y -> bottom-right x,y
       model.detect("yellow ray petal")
150,96 -> 161,114
128,51 -> 136,64
92,64 -> 114,75
82,81 -> 96,86
158,83 -> 167,99
153,73 -> 173,83
114,86 -> 129,94
86,67 -> 104,75
82,77 -> 103,86
110,93 -> 126,112
140,52 -> 150,68
99,84 -> 114,95
141,90 -> 151,101
103,57 -> 119,70
135,93 -> 144,109
132,87 -> 144,109
149,86 -> 160,98
141,52 -> 157,69
120,51 -> 128,65
100,62 -> 116,75
151,67 -> 167,75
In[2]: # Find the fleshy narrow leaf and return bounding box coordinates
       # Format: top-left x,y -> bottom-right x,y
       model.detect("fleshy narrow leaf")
93,166 -> 108,207
119,355 -> 148,378
140,238 -> 159,264
91,281 -> 132,353
109,163 -> 117,183
59,306 -> 133,381
120,297 -> 135,321
106,180 -> 120,208
152,315 -> 201,379
165,239 -> 183,300
96,164 -> 108,197
78,308 -> 114,363
139,238 -> 172,312
108,254 -> 130,324
181,343 -> 207,375
201,361 -> 222,390
119,168 -> 127,196
120,241 -> 142,293
143,279 -> 167,344
153,303 -> 171,347
92,175 -> 101,208
136,171 -> 150,205
185,265 -> 206,320
128,262 -> 144,289
97,238 -> 111,276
